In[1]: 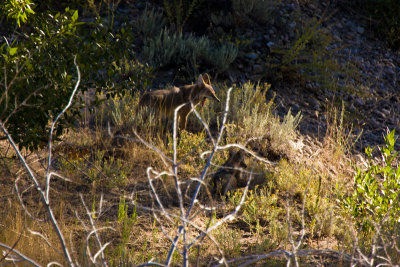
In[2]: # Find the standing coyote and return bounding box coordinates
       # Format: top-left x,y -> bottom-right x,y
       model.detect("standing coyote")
138,74 -> 220,130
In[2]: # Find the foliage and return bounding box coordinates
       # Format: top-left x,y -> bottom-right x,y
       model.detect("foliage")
2,0 -> 36,27
206,42 -> 238,73
266,16 -> 352,91
214,224 -> 242,258
228,186 -> 287,251
133,7 -> 166,43
232,0 -> 279,24
115,196 -> 138,257
140,26 -> 238,75
344,129 -> 400,233
216,82 -> 301,157
0,7 -> 82,150
0,2 -> 152,149
163,0 -> 200,32
59,148 -> 131,188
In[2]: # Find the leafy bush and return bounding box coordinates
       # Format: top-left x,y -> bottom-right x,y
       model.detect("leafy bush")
344,129 -> 400,232
0,2 -> 152,149
140,26 -> 238,75
0,7 -> 82,149
2,0 -> 36,27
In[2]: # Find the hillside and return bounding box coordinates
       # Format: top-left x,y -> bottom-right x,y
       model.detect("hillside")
0,0 -> 400,266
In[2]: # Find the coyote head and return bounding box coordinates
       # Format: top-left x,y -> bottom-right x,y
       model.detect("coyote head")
195,74 -> 220,106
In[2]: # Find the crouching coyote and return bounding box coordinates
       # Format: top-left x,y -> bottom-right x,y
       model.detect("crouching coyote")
138,74 -> 220,130
212,150 -> 248,196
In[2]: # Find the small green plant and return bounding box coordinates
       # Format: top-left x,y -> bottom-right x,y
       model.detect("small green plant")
142,28 -> 183,69
344,129 -> 400,233
206,42 -> 238,73
163,0 -> 200,32
113,196 -> 138,259
141,27 -> 238,75
214,224 -> 242,258
133,7 -> 166,42
59,148 -> 131,188
227,186 -> 287,251
266,16 -> 353,92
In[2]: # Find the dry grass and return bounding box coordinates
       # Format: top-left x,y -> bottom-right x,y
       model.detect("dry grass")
0,83 -> 363,266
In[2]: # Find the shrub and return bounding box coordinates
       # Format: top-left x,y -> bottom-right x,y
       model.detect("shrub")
344,129 -> 400,233
0,7 -> 82,150
265,16 -> 353,92
140,26 -> 238,75
133,7 -> 166,43
232,0 -> 279,24
163,0 -> 200,32
0,2 -> 152,149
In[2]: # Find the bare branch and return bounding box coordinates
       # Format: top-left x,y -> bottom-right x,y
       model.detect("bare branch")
45,55 -> 81,201
0,56 -> 82,267
0,242 -> 41,267
80,194 -> 109,266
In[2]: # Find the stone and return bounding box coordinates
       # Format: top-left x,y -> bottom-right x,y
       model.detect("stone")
292,103 -> 300,113
267,41 -> 275,47
246,52 -> 258,60
253,64 -> 263,74
354,97 -> 365,106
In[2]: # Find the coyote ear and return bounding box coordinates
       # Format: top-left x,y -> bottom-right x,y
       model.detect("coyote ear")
203,73 -> 211,85
196,74 -> 205,85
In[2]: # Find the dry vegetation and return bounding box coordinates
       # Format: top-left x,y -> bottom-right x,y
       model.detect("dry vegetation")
2,0 -> 400,266
1,80 -> 366,266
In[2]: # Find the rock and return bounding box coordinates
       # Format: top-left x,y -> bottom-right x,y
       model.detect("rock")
308,98 -> 320,111
333,34 -> 342,42
382,108 -> 391,117
354,97 -> 365,106
292,103 -> 300,113
253,64 -> 263,74
267,41 -> 275,47
246,52 -> 258,60
385,67 -> 395,76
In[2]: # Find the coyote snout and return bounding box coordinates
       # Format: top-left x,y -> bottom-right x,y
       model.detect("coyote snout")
138,74 -> 220,130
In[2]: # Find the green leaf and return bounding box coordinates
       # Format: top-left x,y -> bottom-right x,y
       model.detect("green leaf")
8,47 -> 17,56
72,10 -> 78,22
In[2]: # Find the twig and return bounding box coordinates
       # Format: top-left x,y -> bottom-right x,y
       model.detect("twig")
45,55 -> 81,201
0,56 -> 81,267
80,194 -> 109,266
0,242 -> 41,267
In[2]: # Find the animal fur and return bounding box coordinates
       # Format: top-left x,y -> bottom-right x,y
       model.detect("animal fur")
212,150 -> 248,196
138,74 -> 220,130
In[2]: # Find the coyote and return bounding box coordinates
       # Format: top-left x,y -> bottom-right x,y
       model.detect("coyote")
138,74 -> 220,130
212,150 -> 248,196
